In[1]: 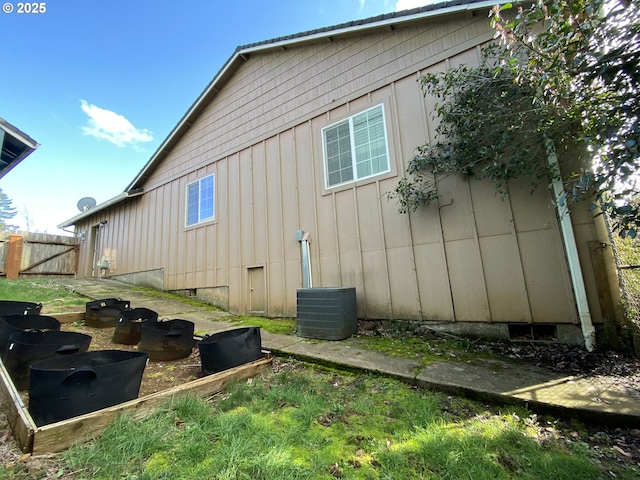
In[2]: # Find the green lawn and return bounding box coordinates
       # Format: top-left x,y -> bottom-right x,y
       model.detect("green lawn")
59,362 -> 613,480
0,279 -> 88,313
0,279 -> 637,479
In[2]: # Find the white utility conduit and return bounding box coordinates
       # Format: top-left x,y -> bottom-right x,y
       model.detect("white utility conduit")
545,137 -> 596,351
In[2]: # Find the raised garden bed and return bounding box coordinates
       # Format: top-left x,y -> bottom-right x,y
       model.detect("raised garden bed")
0,312 -> 272,454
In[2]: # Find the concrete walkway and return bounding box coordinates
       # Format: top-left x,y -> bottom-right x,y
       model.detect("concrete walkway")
56,278 -> 640,428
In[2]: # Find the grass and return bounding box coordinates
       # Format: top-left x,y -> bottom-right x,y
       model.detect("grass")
1,279 -> 638,478
0,279 -> 88,313
230,315 -> 297,335
352,329 -> 496,367
132,286 -> 224,311
57,361 -> 624,480
131,287 -> 298,335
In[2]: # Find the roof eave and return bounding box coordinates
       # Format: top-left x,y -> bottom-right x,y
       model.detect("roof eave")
239,0 -> 498,54
0,118 -> 39,150
57,189 -> 144,229
0,118 -> 40,180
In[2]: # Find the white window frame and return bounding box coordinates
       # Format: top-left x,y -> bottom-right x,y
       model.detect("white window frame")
321,104 -> 391,189
185,173 -> 215,227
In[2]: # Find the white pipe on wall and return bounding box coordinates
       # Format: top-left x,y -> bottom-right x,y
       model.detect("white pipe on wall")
296,230 -> 312,289
545,137 -> 596,351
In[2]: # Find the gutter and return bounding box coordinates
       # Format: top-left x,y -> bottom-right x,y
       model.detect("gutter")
56,189 -> 144,229
238,0 -> 499,54
545,137 -> 596,351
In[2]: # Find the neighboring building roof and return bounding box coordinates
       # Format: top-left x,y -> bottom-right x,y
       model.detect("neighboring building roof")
58,0 -> 498,228
0,117 -> 39,180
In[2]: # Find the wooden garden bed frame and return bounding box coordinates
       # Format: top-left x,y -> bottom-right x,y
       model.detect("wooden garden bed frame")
0,312 -> 272,454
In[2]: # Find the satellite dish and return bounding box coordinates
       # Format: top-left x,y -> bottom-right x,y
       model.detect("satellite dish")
77,197 -> 97,212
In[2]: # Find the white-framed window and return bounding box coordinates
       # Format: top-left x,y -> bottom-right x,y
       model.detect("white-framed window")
322,104 -> 390,189
186,173 -> 215,227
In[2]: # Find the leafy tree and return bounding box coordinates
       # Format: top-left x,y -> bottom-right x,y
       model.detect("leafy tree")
392,44 -> 566,213
0,187 -> 19,233
393,0 -> 640,234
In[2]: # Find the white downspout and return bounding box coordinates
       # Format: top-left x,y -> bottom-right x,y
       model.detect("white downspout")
545,137 -> 596,351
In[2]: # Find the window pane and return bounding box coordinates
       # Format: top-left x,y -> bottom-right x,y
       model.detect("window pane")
187,183 -> 199,226
371,139 -> 386,157
337,122 -> 350,138
328,171 -> 342,186
325,127 -> 338,144
324,121 -> 353,187
186,174 -> 215,226
356,160 -> 372,178
353,124 -> 369,146
199,175 -> 214,221
340,166 -> 353,183
327,140 -> 339,158
353,106 -> 388,179
323,104 -> 389,188
356,144 -> 369,160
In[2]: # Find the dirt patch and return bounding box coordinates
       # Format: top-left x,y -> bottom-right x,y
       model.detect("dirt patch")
0,322 -> 207,477
473,340 -> 640,400
10,321 -> 204,407
61,322 -> 204,397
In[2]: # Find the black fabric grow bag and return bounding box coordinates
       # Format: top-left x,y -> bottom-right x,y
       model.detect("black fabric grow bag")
112,308 -> 158,345
0,314 -> 61,355
198,327 -> 262,376
139,319 -> 194,361
85,298 -> 131,328
0,301 -> 42,316
28,350 -> 148,426
3,330 -> 92,390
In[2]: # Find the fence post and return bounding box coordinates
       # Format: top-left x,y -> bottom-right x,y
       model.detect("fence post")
6,235 -> 23,280
588,240 -> 622,350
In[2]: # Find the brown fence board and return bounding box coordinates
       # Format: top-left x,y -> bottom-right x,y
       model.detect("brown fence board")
0,232 -> 79,279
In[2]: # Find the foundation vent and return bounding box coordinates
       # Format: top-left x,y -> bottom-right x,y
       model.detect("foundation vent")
508,324 -> 558,342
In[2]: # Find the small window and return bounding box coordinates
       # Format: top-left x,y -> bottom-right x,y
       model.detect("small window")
322,104 -> 390,188
186,174 -> 215,227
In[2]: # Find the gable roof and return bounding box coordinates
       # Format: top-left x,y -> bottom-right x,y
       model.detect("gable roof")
58,0 -> 498,228
0,117 -> 39,180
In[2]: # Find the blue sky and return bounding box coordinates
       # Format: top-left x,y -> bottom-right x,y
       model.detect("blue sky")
0,0 -> 432,235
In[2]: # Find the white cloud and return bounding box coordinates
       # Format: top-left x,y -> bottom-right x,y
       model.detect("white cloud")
395,0 -> 436,11
80,100 -> 153,148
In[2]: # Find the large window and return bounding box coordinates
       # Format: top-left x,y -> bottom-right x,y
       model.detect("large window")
322,104 -> 390,188
186,174 -> 215,227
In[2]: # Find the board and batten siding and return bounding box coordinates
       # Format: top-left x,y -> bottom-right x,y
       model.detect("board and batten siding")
74,11 -> 604,326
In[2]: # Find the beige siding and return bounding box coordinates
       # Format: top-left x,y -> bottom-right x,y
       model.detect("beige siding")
73,12 -> 607,328
142,14 -> 494,191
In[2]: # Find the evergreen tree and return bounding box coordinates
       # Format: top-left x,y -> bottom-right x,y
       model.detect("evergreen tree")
0,188 -> 18,233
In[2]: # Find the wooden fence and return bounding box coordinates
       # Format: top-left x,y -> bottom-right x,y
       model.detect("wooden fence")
0,232 -> 79,279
